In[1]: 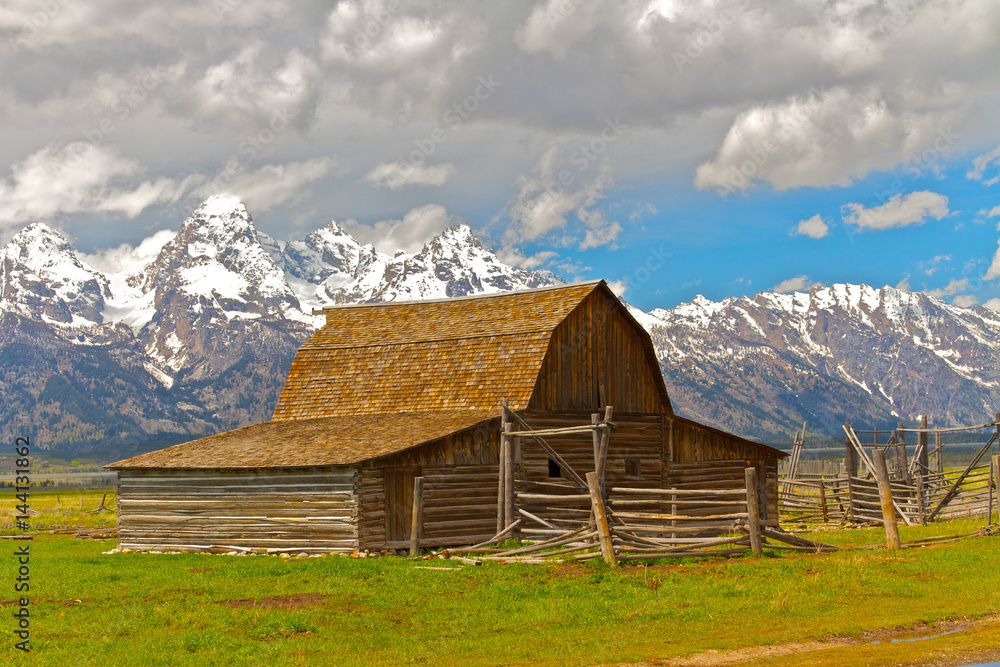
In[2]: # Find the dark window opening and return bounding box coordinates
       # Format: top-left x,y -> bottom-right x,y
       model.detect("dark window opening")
548,459 -> 562,478
625,457 -> 641,479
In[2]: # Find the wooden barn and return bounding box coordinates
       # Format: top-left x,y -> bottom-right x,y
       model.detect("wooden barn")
107,280 -> 784,554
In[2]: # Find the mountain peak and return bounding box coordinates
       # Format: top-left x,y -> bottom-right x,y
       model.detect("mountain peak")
192,194 -> 249,219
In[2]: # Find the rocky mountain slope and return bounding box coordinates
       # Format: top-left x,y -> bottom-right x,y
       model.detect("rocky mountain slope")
632,285 -> 1000,441
0,196 -> 559,454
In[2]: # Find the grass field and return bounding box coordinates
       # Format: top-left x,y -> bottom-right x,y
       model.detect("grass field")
1,490 -> 998,666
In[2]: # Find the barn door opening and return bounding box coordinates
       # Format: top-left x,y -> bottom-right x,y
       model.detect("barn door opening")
385,467 -> 420,543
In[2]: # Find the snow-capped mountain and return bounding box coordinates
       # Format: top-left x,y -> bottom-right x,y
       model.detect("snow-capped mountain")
0,195 -> 561,453
633,284 -> 1000,440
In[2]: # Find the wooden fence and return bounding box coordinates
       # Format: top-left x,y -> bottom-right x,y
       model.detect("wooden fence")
778,416 -> 1000,527
442,405 -> 835,565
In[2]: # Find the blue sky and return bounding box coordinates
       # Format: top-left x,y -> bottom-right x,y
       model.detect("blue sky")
1,0 -> 998,313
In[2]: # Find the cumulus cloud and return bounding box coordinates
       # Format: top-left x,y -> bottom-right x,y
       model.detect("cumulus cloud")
968,143 -> 1000,186
926,277 -> 970,299
497,248 -> 558,270
952,294 -> 978,308
771,275 -> 823,294
200,158 -> 334,213
344,203 -> 455,254
79,229 -> 177,273
363,161 -> 455,190
0,142 -> 194,230
606,278 -> 628,297
984,298 -> 1000,313
985,241 -> 1000,281
500,146 -> 621,252
842,191 -> 949,230
793,214 -> 829,239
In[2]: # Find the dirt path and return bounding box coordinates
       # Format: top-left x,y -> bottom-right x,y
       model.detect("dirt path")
621,613 -> 1000,667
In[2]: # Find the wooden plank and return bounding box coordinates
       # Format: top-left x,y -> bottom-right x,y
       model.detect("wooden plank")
745,467 -> 762,555
586,472 -> 616,567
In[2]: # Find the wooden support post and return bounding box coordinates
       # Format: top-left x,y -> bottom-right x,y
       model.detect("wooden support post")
586,471 -> 616,568
745,467 -> 763,555
918,415 -> 929,475
916,472 -> 926,526
935,429 -> 943,475
504,422 -> 515,531
409,477 -> 424,556
845,429 -> 856,522
498,400 -> 508,533
896,422 -> 909,484
872,449 -> 902,550
993,455 -> 1000,526
598,406 -> 613,494
819,481 -> 829,523
591,412 -> 601,471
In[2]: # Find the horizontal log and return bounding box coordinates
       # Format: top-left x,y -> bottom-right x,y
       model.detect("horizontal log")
610,487 -> 745,497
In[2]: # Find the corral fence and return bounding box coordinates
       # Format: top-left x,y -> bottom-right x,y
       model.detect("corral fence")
440,402 -> 836,566
779,415 -> 1000,527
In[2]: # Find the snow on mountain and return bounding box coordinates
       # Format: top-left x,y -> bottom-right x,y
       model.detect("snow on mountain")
636,284 -> 1000,439
0,196 -> 563,452
0,223 -> 111,327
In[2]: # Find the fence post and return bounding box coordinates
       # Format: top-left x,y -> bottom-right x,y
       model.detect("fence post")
409,477 -> 425,556
497,400 -> 508,533
986,454 -> 1000,524
586,472 -> 617,568
819,481 -> 829,523
504,422 -> 515,531
872,449 -> 902,550
845,429 -> 857,522
745,467 -> 763,555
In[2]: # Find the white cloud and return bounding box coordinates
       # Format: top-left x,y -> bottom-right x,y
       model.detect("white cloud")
984,241 -> 1000,281
982,204 -> 1000,218
501,146 -> 620,251
606,278 -> 628,297
842,191 -> 949,230
514,0 -> 603,59
793,214 -> 829,239
497,248 -> 558,270
201,158 -> 334,212
363,161 -> 455,190
345,203 -> 454,254
0,142 -> 193,230
926,277 -> 970,299
695,87 -> 963,193
79,229 -> 177,273
952,294 -> 978,308
984,298 -> 1000,313
968,143 -> 1000,186
896,275 -> 912,292
771,275 -> 822,294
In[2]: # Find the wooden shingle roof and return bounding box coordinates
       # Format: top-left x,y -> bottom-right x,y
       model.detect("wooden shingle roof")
108,410 -> 497,469
272,281 -> 604,421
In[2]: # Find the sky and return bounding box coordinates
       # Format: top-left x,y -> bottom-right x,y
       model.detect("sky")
1,0 -> 999,312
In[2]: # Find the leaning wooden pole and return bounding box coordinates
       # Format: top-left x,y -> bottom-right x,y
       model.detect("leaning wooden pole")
409,476 -> 424,556
586,472 -> 617,568
872,449 -> 901,550
744,467 -> 763,555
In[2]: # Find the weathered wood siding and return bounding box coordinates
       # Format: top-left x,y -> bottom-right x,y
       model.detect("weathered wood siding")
667,416 -> 775,463
357,422 -> 500,551
117,467 -> 358,553
529,290 -> 666,414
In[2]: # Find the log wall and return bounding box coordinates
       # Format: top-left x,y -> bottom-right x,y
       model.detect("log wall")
116,467 -> 359,553
357,421 -> 501,551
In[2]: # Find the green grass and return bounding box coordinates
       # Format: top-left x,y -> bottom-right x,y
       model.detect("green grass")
0,488 -> 117,534
0,491 -> 998,666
